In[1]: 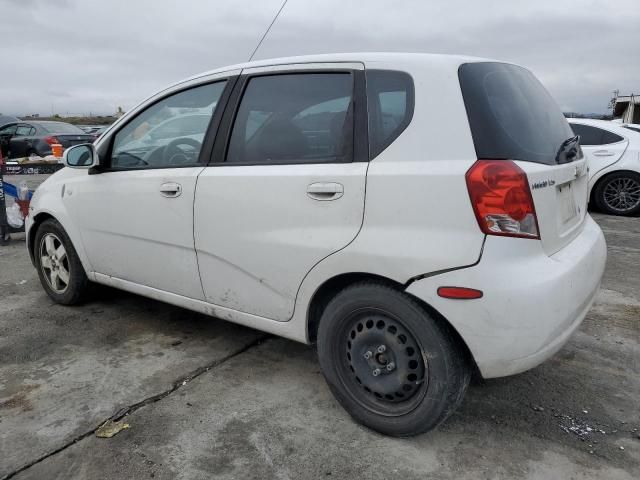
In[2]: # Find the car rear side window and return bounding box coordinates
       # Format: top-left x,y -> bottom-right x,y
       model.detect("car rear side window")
15,125 -> 34,136
226,73 -> 354,164
459,62 -> 575,165
366,70 -> 414,159
570,123 -> 624,146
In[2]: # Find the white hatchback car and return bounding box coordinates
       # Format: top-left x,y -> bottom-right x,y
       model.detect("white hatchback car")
26,54 -> 606,436
568,118 -> 640,216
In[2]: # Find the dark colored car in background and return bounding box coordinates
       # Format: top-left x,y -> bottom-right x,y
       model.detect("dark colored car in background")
0,121 -> 94,159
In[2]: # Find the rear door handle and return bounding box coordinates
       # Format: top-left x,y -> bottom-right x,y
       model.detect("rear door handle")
160,182 -> 182,198
593,150 -> 615,157
307,182 -> 344,201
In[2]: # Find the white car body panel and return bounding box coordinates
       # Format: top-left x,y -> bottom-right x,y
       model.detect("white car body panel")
195,162 -> 367,321
568,118 -> 640,199
406,215 -> 606,378
26,53 -> 607,379
63,166 -> 206,298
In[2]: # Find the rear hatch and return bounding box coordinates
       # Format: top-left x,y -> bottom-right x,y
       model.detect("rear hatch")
459,62 -> 588,256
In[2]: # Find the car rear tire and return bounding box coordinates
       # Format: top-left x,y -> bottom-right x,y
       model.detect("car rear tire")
317,282 -> 470,437
594,171 -> 640,216
34,219 -> 89,305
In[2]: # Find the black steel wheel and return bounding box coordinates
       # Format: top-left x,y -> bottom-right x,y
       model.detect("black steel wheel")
341,308 -> 428,415
317,282 -> 470,437
594,171 -> 640,216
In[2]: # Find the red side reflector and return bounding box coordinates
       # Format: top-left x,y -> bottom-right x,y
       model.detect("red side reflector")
437,286 -> 483,299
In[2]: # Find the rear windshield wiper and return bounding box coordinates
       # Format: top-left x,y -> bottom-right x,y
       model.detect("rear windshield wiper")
556,135 -> 581,164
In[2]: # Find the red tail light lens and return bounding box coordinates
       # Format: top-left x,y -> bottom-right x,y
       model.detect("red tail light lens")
44,136 -> 60,145
465,160 -> 539,239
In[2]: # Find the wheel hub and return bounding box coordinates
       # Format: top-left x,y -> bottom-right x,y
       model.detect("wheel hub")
39,233 -> 70,294
603,177 -> 640,212
345,313 -> 426,403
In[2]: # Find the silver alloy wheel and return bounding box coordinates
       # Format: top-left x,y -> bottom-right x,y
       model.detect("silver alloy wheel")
39,233 -> 70,293
603,176 -> 640,213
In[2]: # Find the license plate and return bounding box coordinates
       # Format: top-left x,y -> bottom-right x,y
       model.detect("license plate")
557,182 -> 577,224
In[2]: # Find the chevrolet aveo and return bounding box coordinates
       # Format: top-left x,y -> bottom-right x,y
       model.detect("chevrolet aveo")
26,54 -> 606,436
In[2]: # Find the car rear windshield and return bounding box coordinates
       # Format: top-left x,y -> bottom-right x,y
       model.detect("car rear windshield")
39,122 -> 85,134
458,62 -> 575,165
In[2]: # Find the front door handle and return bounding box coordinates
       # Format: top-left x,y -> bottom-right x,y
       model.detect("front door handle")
307,182 -> 344,201
593,150 -> 615,157
160,182 -> 182,198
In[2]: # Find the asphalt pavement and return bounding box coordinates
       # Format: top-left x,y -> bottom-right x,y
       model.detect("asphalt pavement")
0,213 -> 638,479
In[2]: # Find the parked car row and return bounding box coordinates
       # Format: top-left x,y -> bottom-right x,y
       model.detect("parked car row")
27,53 -> 607,436
0,121 -> 95,159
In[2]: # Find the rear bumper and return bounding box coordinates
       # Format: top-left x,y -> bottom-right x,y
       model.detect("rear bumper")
406,215 -> 606,378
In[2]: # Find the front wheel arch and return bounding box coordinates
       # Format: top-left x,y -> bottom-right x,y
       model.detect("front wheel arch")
28,212 -> 56,264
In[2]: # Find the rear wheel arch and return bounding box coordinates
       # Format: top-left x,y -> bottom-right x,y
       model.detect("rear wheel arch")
307,272 -> 478,376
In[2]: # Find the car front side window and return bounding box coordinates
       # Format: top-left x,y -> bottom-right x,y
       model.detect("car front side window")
110,81 -> 227,169
0,124 -> 17,136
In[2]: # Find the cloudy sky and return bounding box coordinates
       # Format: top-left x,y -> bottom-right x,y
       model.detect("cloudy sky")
1,0 -> 638,116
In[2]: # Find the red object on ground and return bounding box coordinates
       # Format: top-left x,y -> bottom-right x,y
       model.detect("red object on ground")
16,199 -> 30,218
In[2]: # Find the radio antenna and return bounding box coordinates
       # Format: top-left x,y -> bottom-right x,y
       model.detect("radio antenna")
248,0 -> 289,61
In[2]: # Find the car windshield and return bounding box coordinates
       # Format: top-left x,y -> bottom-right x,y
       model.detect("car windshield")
39,122 -> 85,134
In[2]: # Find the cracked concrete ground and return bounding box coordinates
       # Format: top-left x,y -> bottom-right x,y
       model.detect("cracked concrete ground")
0,213 -> 638,479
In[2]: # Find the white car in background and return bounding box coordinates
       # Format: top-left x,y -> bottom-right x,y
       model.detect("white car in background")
26,54 -> 606,436
568,118 -> 640,215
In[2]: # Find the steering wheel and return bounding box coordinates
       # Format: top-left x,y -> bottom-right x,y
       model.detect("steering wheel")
162,137 -> 202,165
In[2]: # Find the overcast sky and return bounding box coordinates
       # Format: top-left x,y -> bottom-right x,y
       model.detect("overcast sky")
1,0 -> 638,116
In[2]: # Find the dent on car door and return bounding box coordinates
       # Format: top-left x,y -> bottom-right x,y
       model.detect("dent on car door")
194,67 -> 368,321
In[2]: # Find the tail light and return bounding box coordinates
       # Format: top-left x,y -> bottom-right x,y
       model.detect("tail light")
465,160 -> 539,239
44,136 -> 60,146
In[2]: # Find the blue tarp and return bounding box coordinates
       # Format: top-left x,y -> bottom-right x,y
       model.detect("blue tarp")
3,182 -> 34,200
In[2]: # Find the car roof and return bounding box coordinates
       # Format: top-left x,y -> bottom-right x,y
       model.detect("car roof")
567,118 -> 616,127
180,52 -> 499,83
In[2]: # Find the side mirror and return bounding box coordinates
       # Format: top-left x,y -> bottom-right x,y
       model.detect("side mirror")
63,144 -> 99,169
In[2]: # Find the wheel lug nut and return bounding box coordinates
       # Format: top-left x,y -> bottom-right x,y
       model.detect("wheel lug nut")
372,368 -> 381,377
386,362 -> 395,371
377,345 -> 386,353
363,351 -> 372,360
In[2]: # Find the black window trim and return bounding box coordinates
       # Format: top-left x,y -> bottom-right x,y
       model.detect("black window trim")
92,75 -> 239,174
571,122 -> 627,147
209,68 -> 369,166
366,69 -> 415,161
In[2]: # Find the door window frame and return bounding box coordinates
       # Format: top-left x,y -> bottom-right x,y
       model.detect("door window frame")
94,73 -> 239,173
210,64 -> 369,166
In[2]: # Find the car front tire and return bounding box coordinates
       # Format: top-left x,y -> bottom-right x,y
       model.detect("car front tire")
34,219 -> 89,305
317,282 -> 470,437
